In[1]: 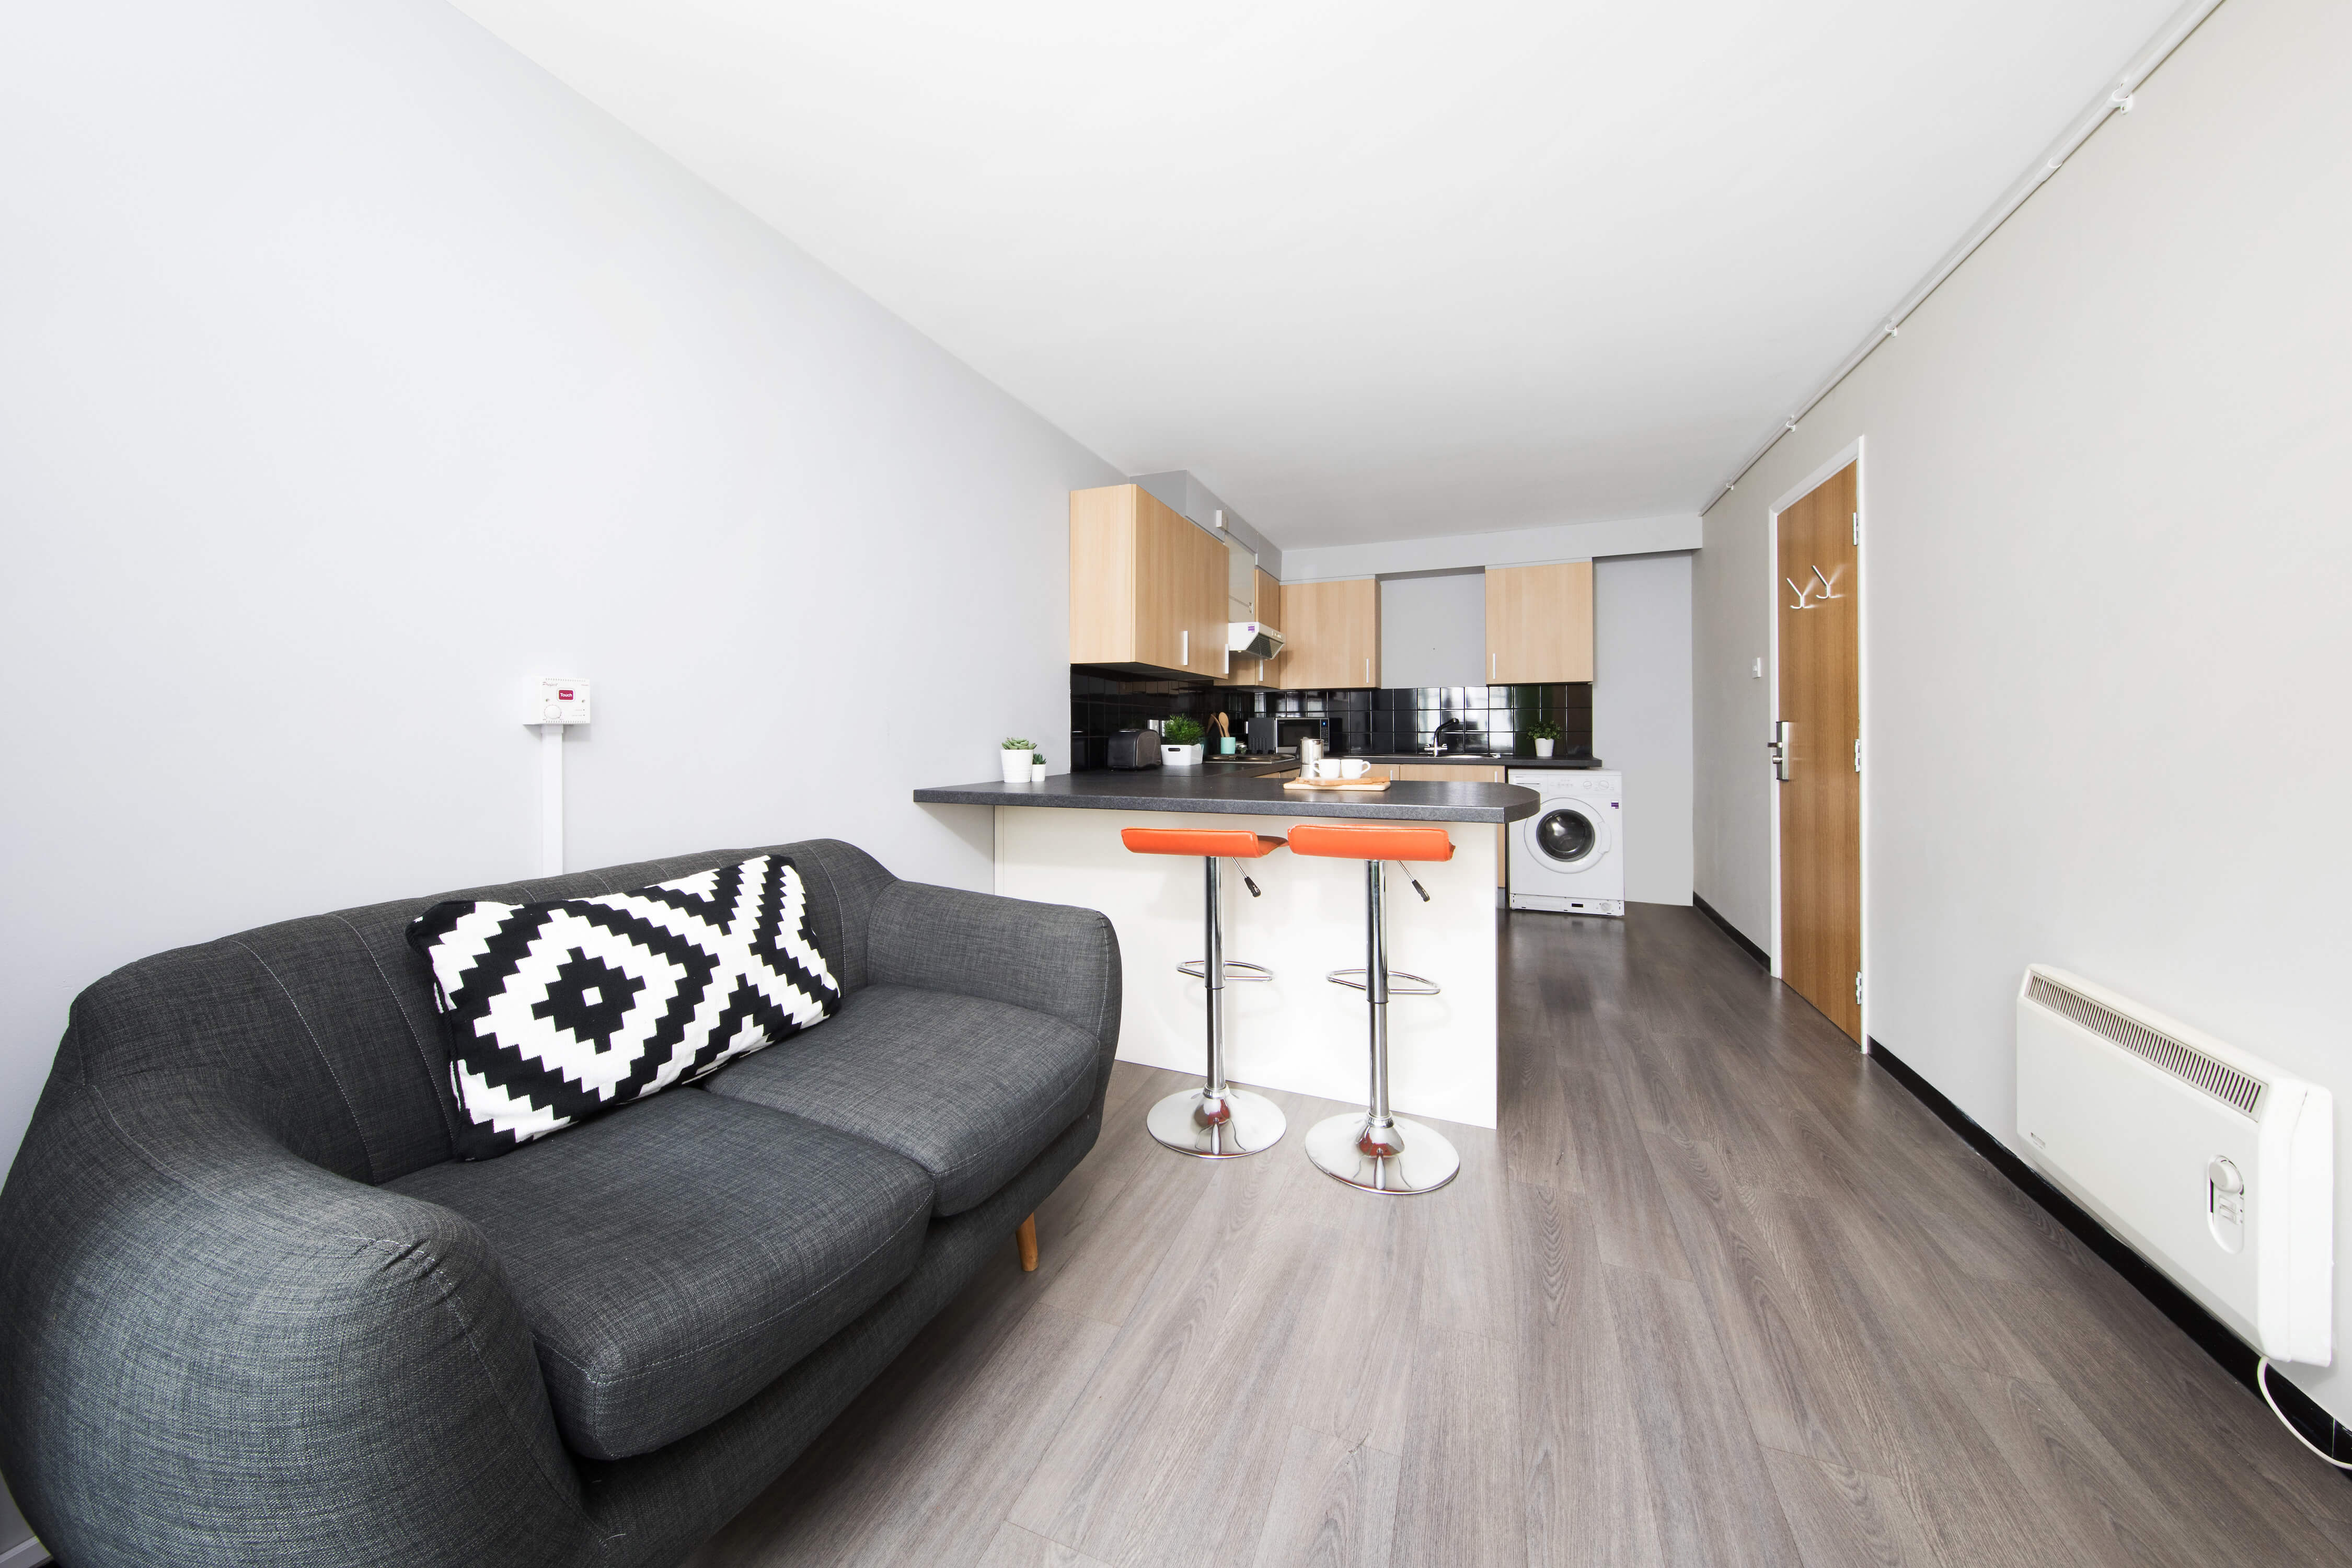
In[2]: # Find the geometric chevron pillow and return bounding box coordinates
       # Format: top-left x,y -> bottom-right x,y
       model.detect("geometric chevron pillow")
406,855 -> 840,1159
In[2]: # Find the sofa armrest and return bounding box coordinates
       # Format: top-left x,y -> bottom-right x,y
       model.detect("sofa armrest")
864,882 -> 1123,1075
0,1081 -> 598,1568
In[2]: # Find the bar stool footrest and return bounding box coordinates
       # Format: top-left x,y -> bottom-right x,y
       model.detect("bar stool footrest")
1177,959 -> 1275,982
1324,967 -> 1440,996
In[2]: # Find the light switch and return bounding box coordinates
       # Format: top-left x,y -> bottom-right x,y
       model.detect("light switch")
1752,658 -> 1763,678
532,677 -> 592,725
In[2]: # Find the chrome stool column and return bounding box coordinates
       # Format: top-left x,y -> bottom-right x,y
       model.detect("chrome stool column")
1119,827 -> 1288,1158
1285,823 -> 1460,1194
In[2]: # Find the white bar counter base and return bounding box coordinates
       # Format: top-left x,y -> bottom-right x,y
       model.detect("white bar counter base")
992,805 -> 1500,1128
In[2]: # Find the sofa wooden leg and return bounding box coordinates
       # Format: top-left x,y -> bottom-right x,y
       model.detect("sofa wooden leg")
1016,1214 -> 1039,1273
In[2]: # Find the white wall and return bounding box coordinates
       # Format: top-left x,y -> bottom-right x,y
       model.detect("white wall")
0,0 -> 1116,1209
1692,0 -> 2352,1424
1595,554 -> 1694,905
1379,571 -> 1488,688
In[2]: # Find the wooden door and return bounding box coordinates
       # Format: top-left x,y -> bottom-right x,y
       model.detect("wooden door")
1067,485 -> 1138,667
1284,579 -> 1379,687
1485,562 -> 1594,683
1777,462 -> 1861,1042
1182,515 -> 1227,678
1251,568 -> 1282,686
1133,488 -> 1195,673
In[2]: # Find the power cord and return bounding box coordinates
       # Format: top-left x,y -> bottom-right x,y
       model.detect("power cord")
2255,1358 -> 2352,1469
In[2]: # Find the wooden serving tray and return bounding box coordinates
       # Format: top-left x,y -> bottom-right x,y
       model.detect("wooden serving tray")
1281,775 -> 1392,792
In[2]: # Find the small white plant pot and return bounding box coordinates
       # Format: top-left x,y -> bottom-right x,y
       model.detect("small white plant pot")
1001,751 -> 1036,782
1031,761 -> 1048,781
1535,739 -> 1556,758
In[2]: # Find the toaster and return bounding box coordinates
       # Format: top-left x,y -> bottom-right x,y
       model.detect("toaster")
1105,729 -> 1163,770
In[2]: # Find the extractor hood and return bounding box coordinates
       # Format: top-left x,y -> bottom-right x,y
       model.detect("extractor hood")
1227,621 -> 1284,659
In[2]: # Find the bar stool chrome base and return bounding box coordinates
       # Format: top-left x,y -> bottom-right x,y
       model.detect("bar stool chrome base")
1304,1111 -> 1460,1194
1148,1084 -> 1289,1158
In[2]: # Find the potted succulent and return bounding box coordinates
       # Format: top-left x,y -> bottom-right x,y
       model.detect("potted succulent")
1160,716 -> 1206,767
1527,719 -> 1563,758
1030,751 -> 1049,782
1001,736 -> 1039,782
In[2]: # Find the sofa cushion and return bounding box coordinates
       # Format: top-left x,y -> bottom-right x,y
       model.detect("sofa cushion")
702,983 -> 1100,1217
386,1088 -> 930,1460
407,856 -> 841,1159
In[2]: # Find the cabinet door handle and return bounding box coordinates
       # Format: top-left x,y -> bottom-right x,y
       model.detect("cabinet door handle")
1364,656 -> 1370,683
1492,652 -> 1497,679
1181,630 -> 1189,666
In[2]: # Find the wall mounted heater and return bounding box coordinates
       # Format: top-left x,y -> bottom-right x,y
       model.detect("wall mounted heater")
2016,966 -> 2333,1364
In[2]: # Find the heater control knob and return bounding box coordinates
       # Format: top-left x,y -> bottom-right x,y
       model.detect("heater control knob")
2208,1157 -> 2246,1254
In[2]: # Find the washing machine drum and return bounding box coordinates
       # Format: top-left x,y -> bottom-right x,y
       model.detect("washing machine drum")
1532,801 -> 1607,869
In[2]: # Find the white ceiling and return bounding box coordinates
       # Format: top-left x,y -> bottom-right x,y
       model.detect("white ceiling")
449,0 -> 2182,549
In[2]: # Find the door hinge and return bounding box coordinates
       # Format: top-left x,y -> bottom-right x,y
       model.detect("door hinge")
1853,737 -> 1863,773
1854,972 -> 1863,1005
1852,512 -> 1861,546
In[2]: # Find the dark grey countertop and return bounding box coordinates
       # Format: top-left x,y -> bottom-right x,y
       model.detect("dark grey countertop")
1351,752 -> 1604,770
913,769 -> 1541,823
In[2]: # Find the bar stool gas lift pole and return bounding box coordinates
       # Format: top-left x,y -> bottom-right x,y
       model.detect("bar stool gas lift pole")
1119,827 -> 1288,1158
1285,824 -> 1460,1194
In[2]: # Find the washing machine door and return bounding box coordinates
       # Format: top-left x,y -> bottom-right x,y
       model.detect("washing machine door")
1525,796 -> 1612,872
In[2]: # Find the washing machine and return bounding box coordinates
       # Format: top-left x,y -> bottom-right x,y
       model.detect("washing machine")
1508,769 -> 1623,916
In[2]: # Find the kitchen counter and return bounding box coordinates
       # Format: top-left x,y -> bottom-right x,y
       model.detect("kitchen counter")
914,764 -> 1531,1128
913,769 -> 1540,823
1353,752 -> 1604,770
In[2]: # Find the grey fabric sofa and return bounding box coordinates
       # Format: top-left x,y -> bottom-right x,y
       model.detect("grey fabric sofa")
0,840 -> 1121,1567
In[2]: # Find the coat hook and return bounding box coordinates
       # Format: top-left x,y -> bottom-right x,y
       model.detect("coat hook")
1808,564 -> 1844,601
1785,576 -> 1815,610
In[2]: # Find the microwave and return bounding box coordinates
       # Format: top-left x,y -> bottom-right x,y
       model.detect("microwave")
1271,717 -> 1332,754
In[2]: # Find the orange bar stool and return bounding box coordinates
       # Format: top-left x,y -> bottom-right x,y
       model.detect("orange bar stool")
1285,823 -> 1460,1194
1120,826 -> 1290,1158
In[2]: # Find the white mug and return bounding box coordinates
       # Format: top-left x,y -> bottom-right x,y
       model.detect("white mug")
1309,757 -> 1371,781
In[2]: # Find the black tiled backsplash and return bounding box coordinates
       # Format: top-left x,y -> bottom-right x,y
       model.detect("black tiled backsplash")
1070,670 -> 1591,769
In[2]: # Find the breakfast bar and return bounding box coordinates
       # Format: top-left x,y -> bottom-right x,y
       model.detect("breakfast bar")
913,768 -> 1540,1128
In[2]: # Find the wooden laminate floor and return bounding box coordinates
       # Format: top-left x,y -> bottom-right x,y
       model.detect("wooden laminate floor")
681,905 -> 2352,1567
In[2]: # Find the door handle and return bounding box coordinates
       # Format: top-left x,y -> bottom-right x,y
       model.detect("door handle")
1768,720 -> 1793,781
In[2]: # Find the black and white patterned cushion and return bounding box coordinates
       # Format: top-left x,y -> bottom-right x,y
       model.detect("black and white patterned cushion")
407,856 -> 839,1159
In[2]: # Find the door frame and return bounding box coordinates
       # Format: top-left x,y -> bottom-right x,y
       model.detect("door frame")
1763,436 -> 1870,1052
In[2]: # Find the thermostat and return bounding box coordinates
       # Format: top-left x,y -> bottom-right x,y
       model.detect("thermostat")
532,677 -> 591,725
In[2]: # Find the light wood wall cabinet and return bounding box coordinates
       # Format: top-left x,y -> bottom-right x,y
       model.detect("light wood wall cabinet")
1484,561 -> 1594,683
1279,578 -> 1380,689
1216,567 -> 1285,687
1069,485 -> 1227,677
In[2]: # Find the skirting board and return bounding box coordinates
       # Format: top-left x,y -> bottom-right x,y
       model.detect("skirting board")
1865,1036 -> 2352,1474
1691,892 -> 1769,970
0,1535 -> 51,1566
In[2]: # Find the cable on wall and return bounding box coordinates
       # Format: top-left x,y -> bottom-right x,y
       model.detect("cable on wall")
1703,0 -> 2229,512
529,678 -> 592,875
2256,1358 -> 2352,1470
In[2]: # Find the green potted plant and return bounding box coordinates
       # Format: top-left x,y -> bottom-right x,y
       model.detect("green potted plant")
1030,751 -> 1048,782
1527,719 -> 1563,759
1000,736 -> 1038,782
1160,716 -> 1206,767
